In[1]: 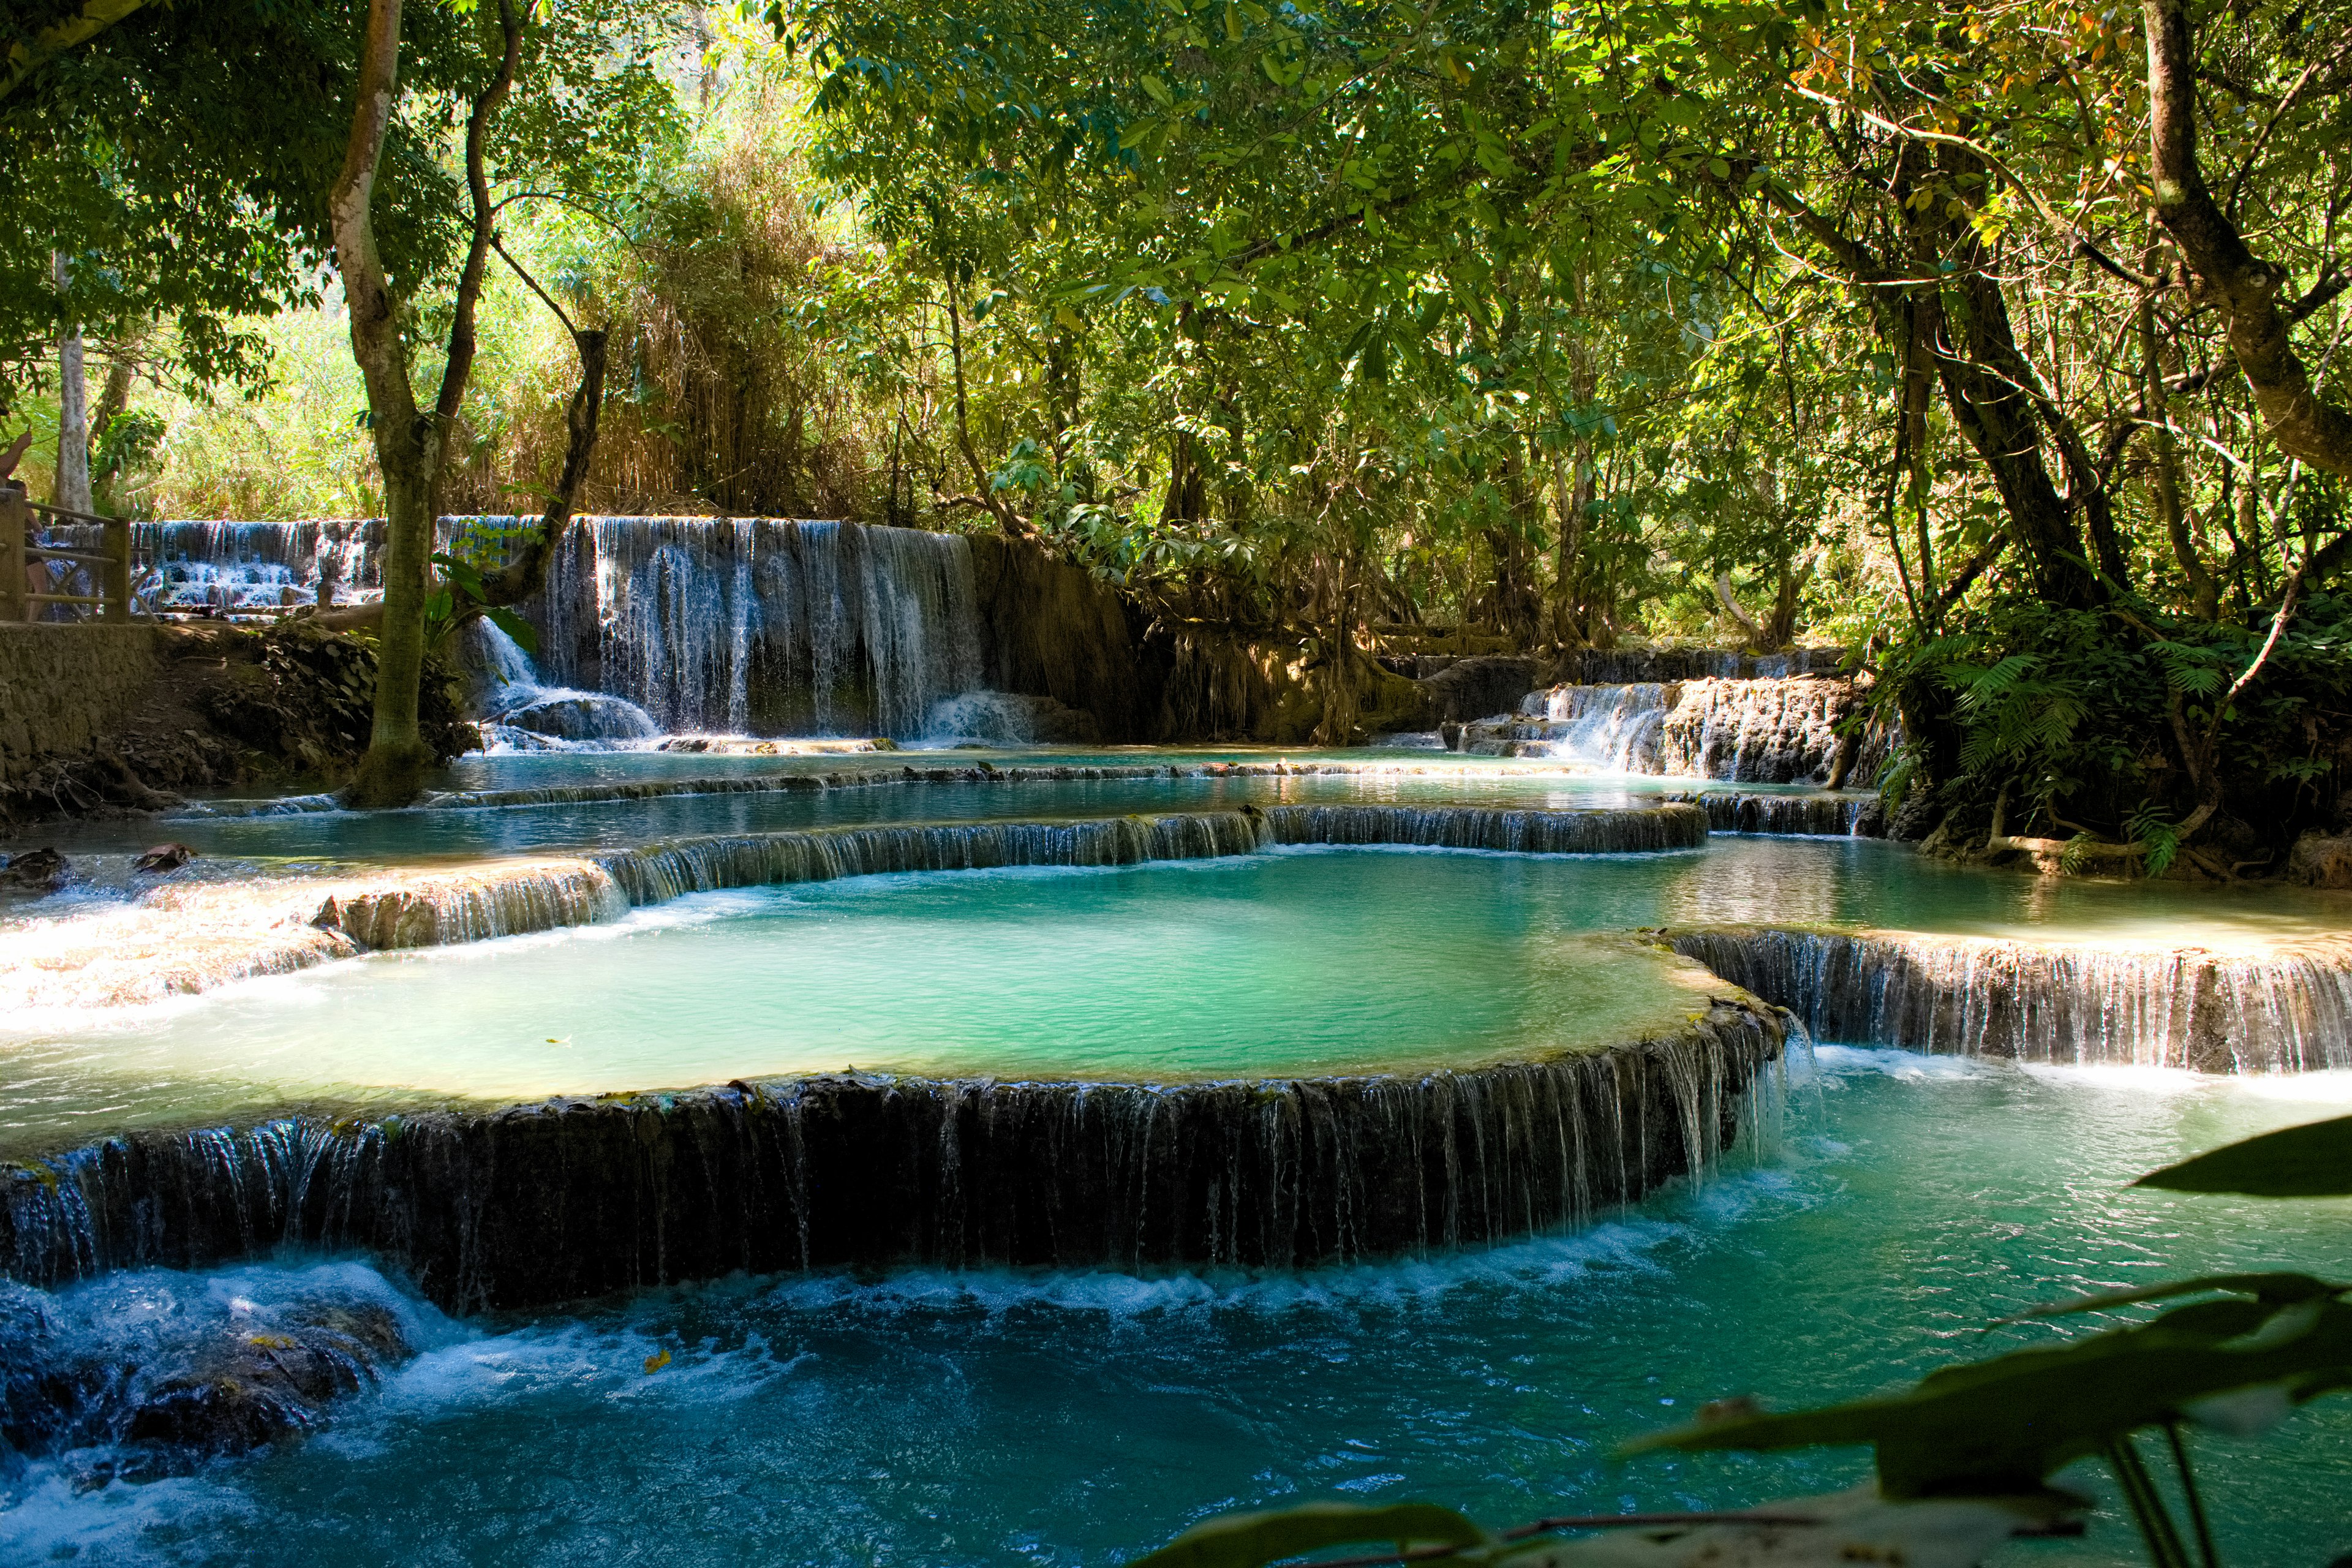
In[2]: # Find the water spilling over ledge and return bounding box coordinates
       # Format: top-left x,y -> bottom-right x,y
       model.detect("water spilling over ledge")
1691,791 -> 1884,837
1,805 -> 1707,1009
1665,925 -> 2352,1073
0,1001 -> 1785,1310
1457,677 -> 1893,785
319,804 -> 1704,950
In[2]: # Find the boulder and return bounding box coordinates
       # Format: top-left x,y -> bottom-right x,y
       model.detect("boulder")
2288,831 -> 2352,888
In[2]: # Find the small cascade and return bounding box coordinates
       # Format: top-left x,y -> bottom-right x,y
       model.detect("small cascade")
1458,685 -> 1672,767
1656,677 -> 1862,783
532,516 -> 987,738
41,519 -> 386,614
1692,791 -> 1885,837
454,620 -> 662,751
312,805 -> 1705,951
1257,802 -> 1706,854
1456,676 -> 1885,785
1667,926 -> 2352,1074
0,1003 -> 1787,1310
10,805 -> 1716,1008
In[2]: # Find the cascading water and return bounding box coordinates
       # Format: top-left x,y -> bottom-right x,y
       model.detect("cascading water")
48,519 -> 388,612
1457,676 -> 1884,785
1667,925 -> 2352,1073
531,516 -> 987,737
94,516 -> 1005,741
1692,791 -> 1885,837
1460,685 -> 1672,769
0,1002 -> 1785,1309
456,620 -> 662,751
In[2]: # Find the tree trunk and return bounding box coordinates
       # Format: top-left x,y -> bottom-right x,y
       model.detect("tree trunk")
2141,295 -> 2218,619
337,0 -> 522,806
2144,0 -> 2352,479
52,255 -> 92,516
330,0 -> 432,805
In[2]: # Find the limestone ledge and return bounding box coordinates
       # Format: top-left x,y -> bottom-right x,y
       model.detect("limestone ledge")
1663,922 -> 2352,1074
0,999 -> 1787,1308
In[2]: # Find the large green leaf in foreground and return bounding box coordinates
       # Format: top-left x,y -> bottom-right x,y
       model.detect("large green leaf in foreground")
2135,1114 -> 2352,1197
1131,1501 -> 1487,1568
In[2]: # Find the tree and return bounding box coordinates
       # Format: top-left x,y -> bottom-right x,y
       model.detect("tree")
324,0 -> 676,804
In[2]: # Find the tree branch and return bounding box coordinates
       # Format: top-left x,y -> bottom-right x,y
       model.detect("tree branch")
2145,0 -> 2352,479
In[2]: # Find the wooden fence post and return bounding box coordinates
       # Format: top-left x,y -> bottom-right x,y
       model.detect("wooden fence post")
1,485 -> 25,623
104,514 -> 131,622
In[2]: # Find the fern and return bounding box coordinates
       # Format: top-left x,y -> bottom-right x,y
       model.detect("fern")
2127,803 -> 2179,877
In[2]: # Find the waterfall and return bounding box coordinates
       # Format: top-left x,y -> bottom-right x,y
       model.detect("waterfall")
1656,677 -> 1858,783
1461,684 -> 1672,768
312,805 -> 1708,952
455,620 -> 662,750
72,519 -> 386,612
1667,926 -> 2352,1074
12,805 -> 1714,1008
1256,801 -> 1706,854
1460,677 -> 1881,784
101,516 -> 990,740
532,516 -> 987,737
1692,791 -> 1885,837
0,1003 -> 1787,1310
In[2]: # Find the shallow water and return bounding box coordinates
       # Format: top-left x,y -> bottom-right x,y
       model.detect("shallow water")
6,751 -> 1719,865
7,839 -> 2351,1157
6,1050 -> 2348,1566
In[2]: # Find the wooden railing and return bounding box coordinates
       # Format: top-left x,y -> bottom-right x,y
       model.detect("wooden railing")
1,483 -> 133,624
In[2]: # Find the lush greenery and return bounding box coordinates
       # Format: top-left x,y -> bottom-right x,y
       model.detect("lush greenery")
2,0 -> 2347,831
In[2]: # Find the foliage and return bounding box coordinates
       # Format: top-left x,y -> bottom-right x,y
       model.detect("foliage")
1873,591 -> 2352,861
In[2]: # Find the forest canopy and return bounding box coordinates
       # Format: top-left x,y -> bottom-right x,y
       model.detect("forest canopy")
4,0 -> 2349,850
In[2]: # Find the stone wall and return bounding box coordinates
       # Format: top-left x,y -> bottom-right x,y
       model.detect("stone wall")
0,624 -> 159,785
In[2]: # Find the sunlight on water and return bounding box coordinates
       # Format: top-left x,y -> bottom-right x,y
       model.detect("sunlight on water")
4,1054 -> 2346,1567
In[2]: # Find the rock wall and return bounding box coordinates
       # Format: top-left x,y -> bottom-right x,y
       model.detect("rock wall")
0,624 -> 159,786
967,533 -> 1159,741
1,1002 -> 1785,1310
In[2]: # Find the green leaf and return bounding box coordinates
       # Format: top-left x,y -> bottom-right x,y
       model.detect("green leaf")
1131,1501 -> 1487,1568
2135,1115 -> 2352,1196
1626,1294 -> 2352,1499
484,605 -> 540,656
1140,72 -> 1174,107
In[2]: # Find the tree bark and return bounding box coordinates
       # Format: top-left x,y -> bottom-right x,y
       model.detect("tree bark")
2145,0 -> 2352,478
2140,293 -> 2218,618
51,255 -> 92,516
330,0 -> 434,805
463,328 -> 607,611
337,0 -> 519,806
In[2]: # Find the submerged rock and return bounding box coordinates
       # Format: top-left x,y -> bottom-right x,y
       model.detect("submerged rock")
132,842 -> 195,874
494,691 -> 662,743
1,847 -> 67,890
0,1265 -> 416,1488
